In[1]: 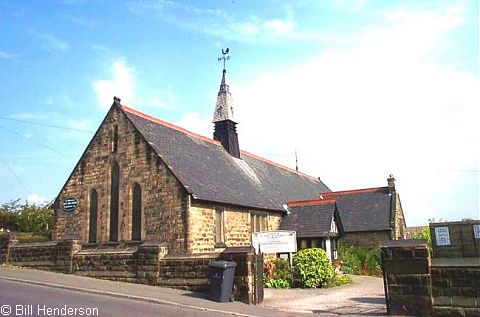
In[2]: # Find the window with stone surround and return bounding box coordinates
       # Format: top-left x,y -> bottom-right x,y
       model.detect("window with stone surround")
214,208 -> 225,244
88,188 -> 98,243
109,161 -> 120,242
131,183 -> 142,241
111,124 -> 118,153
251,211 -> 267,233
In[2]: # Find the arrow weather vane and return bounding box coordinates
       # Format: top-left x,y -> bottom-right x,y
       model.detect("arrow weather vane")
218,48 -> 230,70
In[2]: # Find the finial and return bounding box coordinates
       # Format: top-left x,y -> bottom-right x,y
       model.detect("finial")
218,48 -> 230,71
113,96 -> 121,106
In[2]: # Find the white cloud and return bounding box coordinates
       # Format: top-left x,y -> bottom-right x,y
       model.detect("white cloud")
93,59 -> 135,109
223,6 -> 478,225
33,32 -> 69,51
0,50 -> 16,59
175,112 -> 211,137
27,193 -> 48,205
128,1 -> 320,43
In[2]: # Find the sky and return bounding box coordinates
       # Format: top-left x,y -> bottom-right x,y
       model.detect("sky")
0,0 -> 478,226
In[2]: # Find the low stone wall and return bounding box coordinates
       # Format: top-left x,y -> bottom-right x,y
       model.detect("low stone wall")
430,220 -> 480,258
0,233 -> 260,304
381,240 -> 480,317
431,259 -> 480,316
382,241 -> 432,316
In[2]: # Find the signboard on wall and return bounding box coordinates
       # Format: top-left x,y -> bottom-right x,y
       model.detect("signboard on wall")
434,226 -> 451,246
474,224 -> 480,239
62,197 -> 78,212
252,230 -> 297,254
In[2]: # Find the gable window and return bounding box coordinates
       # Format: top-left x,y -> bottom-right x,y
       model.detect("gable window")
131,182 -> 142,241
251,211 -> 267,233
109,161 -> 120,242
111,125 -> 118,153
88,188 -> 98,243
214,208 -> 225,244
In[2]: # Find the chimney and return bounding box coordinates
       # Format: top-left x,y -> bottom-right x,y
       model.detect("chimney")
387,174 -> 396,194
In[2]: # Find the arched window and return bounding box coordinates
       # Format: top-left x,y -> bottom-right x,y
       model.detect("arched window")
109,161 -> 120,242
131,183 -> 142,241
88,188 -> 98,243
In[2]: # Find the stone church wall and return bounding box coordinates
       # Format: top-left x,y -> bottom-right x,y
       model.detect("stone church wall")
188,201 -> 282,253
340,231 -> 391,249
53,106 -> 188,254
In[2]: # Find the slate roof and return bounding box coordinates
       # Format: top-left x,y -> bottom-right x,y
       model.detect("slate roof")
284,187 -> 394,234
280,201 -> 339,238
121,106 -> 330,212
333,187 -> 392,232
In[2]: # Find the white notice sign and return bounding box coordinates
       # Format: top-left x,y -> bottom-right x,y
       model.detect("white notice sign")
252,230 -> 297,254
435,226 -> 451,246
474,225 -> 480,239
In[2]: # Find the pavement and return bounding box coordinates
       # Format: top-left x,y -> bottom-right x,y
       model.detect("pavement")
0,266 -> 391,317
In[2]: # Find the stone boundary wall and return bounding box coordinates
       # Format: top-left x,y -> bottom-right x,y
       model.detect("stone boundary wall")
430,220 -> 480,258
0,233 -> 260,304
381,241 -> 480,317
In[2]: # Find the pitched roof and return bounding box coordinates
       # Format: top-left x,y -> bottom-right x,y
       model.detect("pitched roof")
280,201 -> 338,238
286,187 -> 393,233
121,105 -> 330,212
328,187 -> 392,232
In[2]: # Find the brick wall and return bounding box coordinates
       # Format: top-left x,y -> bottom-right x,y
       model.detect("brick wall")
54,106 -> 188,254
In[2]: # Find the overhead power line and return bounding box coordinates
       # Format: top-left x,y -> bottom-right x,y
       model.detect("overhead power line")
0,156 -> 32,193
0,125 -> 72,158
0,116 -> 93,133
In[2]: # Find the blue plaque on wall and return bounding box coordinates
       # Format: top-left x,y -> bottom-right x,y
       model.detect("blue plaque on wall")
62,197 -> 78,212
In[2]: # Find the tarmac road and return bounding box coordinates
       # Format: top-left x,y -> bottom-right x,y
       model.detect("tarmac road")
0,279 -> 230,317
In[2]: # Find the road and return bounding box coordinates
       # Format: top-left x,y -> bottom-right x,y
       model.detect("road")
0,279 -> 230,317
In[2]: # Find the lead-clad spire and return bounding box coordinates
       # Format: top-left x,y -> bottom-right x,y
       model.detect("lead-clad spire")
213,48 -> 240,158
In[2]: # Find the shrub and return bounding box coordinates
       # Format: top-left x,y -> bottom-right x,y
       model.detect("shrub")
293,248 -> 334,288
412,226 -> 432,251
265,278 -> 291,289
338,246 -> 381,276
0,199 -> 54,234
328,273 -> 353,287
264,257 -> 293,288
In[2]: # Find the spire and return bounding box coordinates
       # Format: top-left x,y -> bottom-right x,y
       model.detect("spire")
213,48 -> 240,158
213,69 -> 235,123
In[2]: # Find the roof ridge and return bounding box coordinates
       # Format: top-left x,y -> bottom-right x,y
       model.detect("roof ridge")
121,105 -> 322,183
120,105 -> 222,145
321,187 -> 387,196
287,198 -> 336,207
240,149 -> 320,182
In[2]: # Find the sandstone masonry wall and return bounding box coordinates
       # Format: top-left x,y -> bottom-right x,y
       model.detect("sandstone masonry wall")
188,201 -> 282,253
340,231 -> 391,249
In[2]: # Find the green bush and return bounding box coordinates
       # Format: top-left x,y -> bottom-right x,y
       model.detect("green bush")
0,199 -> 54,234
338,246 -> 381,276
328,273 -> 353,287
293,248 -> 334,288
265,278 -> 291,288
272,258 -> 292,280
412,226 -> 432,251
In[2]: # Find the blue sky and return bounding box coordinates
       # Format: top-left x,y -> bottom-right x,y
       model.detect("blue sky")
0,0 -> 478,226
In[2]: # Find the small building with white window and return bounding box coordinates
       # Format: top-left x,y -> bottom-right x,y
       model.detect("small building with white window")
280,199 -> 343,261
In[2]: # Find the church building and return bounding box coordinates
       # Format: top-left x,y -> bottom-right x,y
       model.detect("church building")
53,61 -> 405,255
53,66 -> 331,254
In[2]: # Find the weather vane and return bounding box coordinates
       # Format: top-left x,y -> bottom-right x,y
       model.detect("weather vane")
218,48 -> 230,70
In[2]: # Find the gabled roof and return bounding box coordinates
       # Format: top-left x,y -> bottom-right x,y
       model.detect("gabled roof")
331,187 -> 392,232
121,105 -> 330,212
280,200 -> 340,238
286,187 -> 393,233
